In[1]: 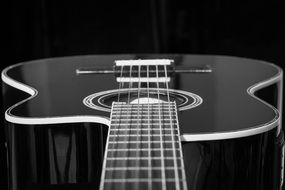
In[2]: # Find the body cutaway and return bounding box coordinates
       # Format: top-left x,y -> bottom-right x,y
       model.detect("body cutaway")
1,54 -> 284,190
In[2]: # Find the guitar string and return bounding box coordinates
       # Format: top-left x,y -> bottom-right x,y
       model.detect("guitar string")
135,65 -> 141,189
156,65 -> 167,190
147,65 -> 152,190
164,65 -> 180,190
100,65 -> 125,190
127,65 -> 133,104
116,65 -> 126,189
124,64 -> 133,187
117,65 -> 124,103
112,65 -> 132,188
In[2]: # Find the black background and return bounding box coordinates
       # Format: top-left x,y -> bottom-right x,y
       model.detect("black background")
2,0 -> 285,189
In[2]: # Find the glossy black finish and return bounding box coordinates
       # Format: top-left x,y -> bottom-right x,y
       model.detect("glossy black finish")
5,122 -> 108,190
1,55 -> 283,190
3,122 -> 282,190
183,128 -> 281,190
3,55 -> 281,134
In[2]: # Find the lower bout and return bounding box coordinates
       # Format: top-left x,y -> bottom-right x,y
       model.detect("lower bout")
183,127 -> 284,190
4,123 -> 283,190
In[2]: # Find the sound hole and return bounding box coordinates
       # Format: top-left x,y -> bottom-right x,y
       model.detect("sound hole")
100,89 -> 184,106
83,89 -> 203,112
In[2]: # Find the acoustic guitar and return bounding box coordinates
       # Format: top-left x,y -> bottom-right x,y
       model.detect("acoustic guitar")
1,55 -> 284,190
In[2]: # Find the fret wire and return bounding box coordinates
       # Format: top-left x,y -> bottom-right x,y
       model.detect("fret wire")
111,108 -> 175,111
111,118 -> 177,121
108,141 -> 180,144
113,102 -> 175,106
110,115 -> 176,118
111,121 -> 176,128
112,103 -> 175,107
111,123 -> 178,126
104,178 -> 186,183
109,130 -> 178,135
112,106 -> 176,109
109,134 -> 179,137
110,122 -> 178,126
107,148 -> 179,151
112,108 -> 176,111
106,157 -> 183,160
105,167 -> 183,170
100,62 -> 188,190
110,128 -> 178,131
112,106 -> 175,109
108,136 -> 179,142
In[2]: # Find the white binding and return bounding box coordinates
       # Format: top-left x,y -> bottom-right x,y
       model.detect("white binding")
1,58 -> 283,141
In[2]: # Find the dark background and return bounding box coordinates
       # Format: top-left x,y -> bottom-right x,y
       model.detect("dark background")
1,0 -> 285,189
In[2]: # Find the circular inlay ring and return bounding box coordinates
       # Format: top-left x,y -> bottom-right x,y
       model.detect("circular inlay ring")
83,88 -> 203,112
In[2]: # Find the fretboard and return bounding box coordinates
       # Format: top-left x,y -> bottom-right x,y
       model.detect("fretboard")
99,102 -> 188,190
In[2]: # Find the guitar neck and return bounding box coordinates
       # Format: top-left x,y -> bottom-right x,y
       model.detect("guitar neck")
99,102 -> 188,190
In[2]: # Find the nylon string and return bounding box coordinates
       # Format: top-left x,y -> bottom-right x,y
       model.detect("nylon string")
147,65 -> 152,190
156,65 -> 166,190
117,65 -> 126,189
135,65 -> 142,189
164,65 -> 181,190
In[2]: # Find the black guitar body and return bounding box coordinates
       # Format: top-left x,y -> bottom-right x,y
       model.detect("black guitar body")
1,55 -> 284,190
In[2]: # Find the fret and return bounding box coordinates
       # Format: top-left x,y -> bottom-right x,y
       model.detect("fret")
108,134 -> 178,137
110,115 -> 176,120
111,121 -> 177,125
106,157 -> 182,160
105,168 -> 159,179
111,122 -> 177,125
103,178 -> 186,183
104,169 -> 183,180
103,181 -> 186,190
112,122 -> 177,129
111,122 -> 177,126
112,102 -> 175,106
110,122 -> 178,126
112,106 -> 175,109
112,104 -> 175,108
110,128 -> 178,131
105,166 -> 183,170
111,109 -> 176,113
108,142 -> 180,149
108,136 -> 179,142
112,110 -> 176,114
107,149 -> 181,157
108,141 -> 179,144
107,148 -> 177,151
109,129 -> 178,135
106,159 -> 183,168
100,100 -> 187,190
109,130 -> 178,135
111,114 -> 176,117
111,118 -> 177,122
